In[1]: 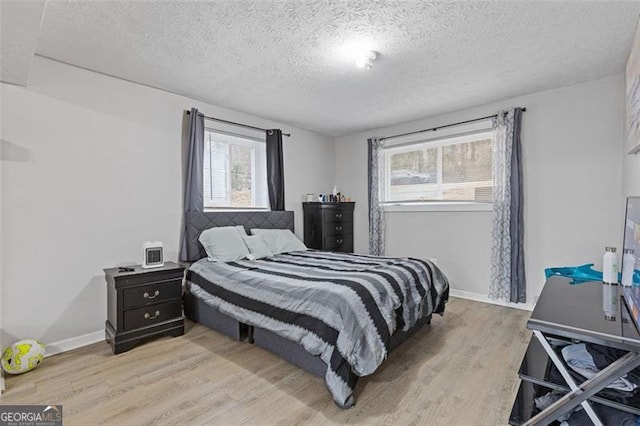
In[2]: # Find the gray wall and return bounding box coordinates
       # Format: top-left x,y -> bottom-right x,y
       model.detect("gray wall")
335,74 -> 625,303
0,56 -> 335,347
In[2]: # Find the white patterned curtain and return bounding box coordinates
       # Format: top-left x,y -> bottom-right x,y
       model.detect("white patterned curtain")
368,138 -> 385,256
489,108 -> 526,302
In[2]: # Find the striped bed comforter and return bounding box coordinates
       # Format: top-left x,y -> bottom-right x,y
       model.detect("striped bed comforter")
186,250 -> 449,408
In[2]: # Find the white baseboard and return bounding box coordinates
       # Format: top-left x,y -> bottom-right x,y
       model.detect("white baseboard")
449,288 -> 536,312
45,330 -> 104,357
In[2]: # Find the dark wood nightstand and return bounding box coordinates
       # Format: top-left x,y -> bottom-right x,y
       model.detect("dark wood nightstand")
104,261 -> 185,354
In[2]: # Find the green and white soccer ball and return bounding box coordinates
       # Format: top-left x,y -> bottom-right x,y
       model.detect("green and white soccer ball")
1,339 -> 46,374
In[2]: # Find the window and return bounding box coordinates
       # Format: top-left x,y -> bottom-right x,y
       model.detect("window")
382,130 -> 494,204
203,129 -> 268,209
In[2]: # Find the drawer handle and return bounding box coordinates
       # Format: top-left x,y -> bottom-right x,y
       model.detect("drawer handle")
335,213 -> 343,219
336,225 -> 342,232
336,238 -> 343,245
144,310 -> 160,320
143,290 -> 160,299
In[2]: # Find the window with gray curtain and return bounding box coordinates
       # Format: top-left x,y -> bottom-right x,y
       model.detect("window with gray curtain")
178,109 -> 285,261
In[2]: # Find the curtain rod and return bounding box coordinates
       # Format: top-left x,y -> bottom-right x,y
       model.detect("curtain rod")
379,107 -> 526,142
186,110 -> 291,137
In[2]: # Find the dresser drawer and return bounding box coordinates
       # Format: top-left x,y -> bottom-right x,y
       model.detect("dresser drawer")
124,300 -> 182,331
323,233 -> 353,252
322,221 -> 352,237
322,208 -> 353,225
123,278 -> 182,310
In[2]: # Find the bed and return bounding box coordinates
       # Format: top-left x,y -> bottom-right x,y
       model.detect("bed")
182,211 -> 449,408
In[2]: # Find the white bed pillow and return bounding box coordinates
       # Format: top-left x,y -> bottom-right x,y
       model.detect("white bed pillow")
199,225 -> 249,262
242,235 -> 274,260
250,229 -> 307,254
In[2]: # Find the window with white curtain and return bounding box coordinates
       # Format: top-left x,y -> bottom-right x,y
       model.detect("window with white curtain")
203,129 -> 268,209
382,130 -> 495,204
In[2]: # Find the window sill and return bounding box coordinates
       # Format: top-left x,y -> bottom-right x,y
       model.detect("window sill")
383,202 -> 493,212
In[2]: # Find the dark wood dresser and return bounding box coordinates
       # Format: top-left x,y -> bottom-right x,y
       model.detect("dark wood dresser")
104,261 -> 185,354
303,202 -> 355,252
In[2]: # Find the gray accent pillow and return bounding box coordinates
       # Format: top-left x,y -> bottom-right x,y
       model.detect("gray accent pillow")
242,235 -> 274,260
250,229 -> 307,254
198,225 -> 249,262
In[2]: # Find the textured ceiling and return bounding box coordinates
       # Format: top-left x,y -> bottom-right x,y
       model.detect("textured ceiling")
0,0 -> 46,86
31,1 -> 640,136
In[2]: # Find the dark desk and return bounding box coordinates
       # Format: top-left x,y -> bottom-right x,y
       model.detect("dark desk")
510,277 -> 640,425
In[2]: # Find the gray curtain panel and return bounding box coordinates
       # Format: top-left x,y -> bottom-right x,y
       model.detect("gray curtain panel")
266,129 -> 285,211
367,138 -> 385,256
489,108 -> 525,303
179,108 -> 205,262
510,108 -> 525,303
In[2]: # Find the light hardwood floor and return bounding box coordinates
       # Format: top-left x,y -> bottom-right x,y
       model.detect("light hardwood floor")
0,297 -> 530,425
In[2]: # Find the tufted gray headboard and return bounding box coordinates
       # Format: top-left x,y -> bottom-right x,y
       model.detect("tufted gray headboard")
183,211 -> 294,262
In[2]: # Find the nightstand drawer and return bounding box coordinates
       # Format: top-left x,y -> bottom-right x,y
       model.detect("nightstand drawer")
322,208 -> 353,225
123,279 -> 182,310
124,301 -> 182,331
115,268 -> 184,288
323,233 -> 353,252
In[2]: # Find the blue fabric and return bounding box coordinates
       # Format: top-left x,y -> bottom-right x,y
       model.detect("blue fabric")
545,264 -> 603,284
544,263 -> 636,285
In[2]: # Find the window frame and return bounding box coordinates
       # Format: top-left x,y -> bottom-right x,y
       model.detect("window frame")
203,127 -> 269,212
380,120 -> 495,212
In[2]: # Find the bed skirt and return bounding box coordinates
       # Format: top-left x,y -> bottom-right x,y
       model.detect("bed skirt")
184,289 -> 432,407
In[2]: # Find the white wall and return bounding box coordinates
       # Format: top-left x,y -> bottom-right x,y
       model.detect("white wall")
335,74 -> 625,303
0,73 -> 4,389
0,56 -> 334,346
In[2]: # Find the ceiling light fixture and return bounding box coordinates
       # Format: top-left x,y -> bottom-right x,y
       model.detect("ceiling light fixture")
354,50 -> 377,70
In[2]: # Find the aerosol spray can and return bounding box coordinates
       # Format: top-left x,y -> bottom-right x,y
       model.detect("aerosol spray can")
622,248 -> 635,287
603,246 -> 618,321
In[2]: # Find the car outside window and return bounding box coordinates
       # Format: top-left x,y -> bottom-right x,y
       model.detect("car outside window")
382,130 -> 494,203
